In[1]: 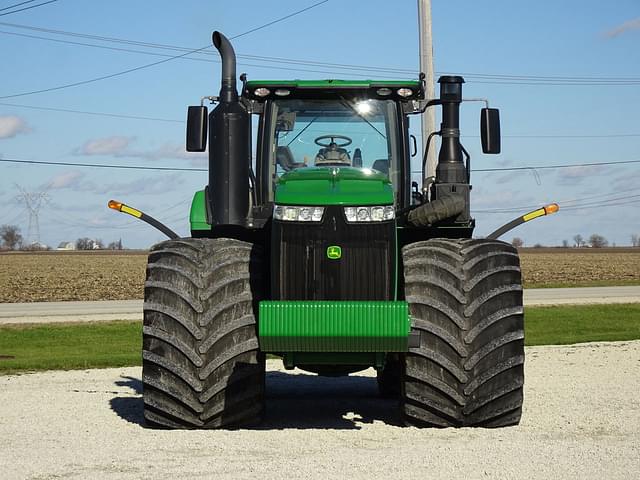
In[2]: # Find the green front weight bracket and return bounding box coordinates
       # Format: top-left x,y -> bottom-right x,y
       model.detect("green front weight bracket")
258,301 -> 410,353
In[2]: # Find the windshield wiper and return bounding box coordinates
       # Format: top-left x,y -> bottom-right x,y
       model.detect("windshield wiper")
339,98 -> 386,139
286,115 -> 319,147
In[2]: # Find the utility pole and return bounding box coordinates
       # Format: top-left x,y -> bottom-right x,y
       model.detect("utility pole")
417,0 -> 437,182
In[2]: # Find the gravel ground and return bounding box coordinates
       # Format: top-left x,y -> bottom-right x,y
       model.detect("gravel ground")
1,341 -> 639,480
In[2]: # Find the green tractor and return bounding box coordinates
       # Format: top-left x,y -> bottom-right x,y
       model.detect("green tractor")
125,31 -> 530,429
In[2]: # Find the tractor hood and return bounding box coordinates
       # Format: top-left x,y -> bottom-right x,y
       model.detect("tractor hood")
274,167 -> 394,206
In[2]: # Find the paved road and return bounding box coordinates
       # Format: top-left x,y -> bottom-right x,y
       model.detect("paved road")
1,286 -> 639,324
1,342 -> 639,479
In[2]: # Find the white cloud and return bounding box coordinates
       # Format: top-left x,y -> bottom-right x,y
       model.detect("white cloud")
97,173 -> 186,196
128,143 -> 207,165
556,166 -> 598,185
0,116 -> 31,139
74,137 -> 205,165
604,18 -> 640,38
46,171 -> 85,190
76,136 -> 134,156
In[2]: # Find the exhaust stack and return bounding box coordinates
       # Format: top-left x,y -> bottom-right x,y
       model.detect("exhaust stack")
208,31 -> 250,226
212,31 -> 238,104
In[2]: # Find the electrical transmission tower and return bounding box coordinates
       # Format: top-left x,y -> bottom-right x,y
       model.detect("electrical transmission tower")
15,184 -> 50,246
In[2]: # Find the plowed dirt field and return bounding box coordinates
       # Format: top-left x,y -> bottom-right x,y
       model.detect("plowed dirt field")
1,248 -> 639,302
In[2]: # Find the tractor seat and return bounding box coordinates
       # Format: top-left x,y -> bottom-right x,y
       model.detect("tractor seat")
372,159 -> 389,175
315,142 -> 351,166
276,146 -> 306,171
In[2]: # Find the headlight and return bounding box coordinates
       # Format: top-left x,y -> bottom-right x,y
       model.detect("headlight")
344,205 -> 395,222
273,205 -> 325,222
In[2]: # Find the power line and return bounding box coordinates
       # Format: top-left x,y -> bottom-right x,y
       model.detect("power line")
3,156 -> 640,174
472,159 -> 640,172
5,19 -> 640,84
473,190 -> 640,214
0,157 -> 207,172
0,27 -> 399,79
0,0 -> 329,99
0,101 -> 184,123
0,1 -> 39,13
2,99 -> 640,141
0,0 -> 57,17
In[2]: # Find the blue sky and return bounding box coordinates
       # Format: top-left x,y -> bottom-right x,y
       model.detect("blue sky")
0,0 -> 639,248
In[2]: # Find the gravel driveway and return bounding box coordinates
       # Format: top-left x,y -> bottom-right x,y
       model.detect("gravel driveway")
1,341 -> 639,479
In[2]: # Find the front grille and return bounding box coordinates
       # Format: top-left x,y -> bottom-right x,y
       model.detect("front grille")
271,206 -> 395,300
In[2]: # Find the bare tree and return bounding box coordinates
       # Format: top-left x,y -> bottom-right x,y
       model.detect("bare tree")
589,233 -> 608,248
632,234 -> 639,247
0,224 -> 23,250
511,237 -> 524,248
107,239 -> 124,250
76,237 -> 93,250
573,234 -> 584,248
562,239 -> 569,248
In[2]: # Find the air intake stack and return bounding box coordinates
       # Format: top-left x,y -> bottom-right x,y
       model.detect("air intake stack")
435,76 -> 467,184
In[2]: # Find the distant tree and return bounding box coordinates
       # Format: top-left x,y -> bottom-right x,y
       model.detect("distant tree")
588,233 -> 608,248
533,243 -> 543,248
632,234 -> 639,247
562,239 -> 569,248
0,224 -> 22,250
107,239 -> 124,250
93,239 -> 104,250
511,237 -> 524,248
76,237 -> 93,250
573,234 -> 584,248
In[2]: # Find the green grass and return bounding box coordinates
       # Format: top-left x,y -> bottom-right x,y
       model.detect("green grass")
1,304 -> 639,374
525,279 -> 640,289
524,303 -> 640,346
0,321 -> 142,374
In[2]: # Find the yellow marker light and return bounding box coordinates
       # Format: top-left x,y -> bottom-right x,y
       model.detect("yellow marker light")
544,203 -> 560,215
107,200 -> 142,218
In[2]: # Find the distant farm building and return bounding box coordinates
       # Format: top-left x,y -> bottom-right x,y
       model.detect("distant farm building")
57,241 -> 76,251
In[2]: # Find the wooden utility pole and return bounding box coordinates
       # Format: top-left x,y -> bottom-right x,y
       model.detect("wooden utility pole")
417,0 -> 437,181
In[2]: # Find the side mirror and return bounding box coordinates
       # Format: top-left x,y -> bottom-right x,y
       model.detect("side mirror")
186,106 -> 208,152
480,108 -> 501,154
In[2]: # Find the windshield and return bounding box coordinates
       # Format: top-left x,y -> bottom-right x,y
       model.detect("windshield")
264,98 -> 400,199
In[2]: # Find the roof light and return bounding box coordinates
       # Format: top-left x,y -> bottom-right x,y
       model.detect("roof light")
376,87 -> 392,96
274,89 -> 291,96
397,88 -> 413,97
254,87 -> 270,97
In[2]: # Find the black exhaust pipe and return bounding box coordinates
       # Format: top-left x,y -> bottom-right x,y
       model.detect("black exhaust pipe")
208,31 -> 250,226
212,31 -> 238,104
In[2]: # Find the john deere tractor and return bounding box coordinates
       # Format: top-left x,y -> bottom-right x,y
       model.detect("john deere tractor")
131,31 -> 527,428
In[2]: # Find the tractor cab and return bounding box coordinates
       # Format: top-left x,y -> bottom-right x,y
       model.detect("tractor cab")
243,80 -> 424,211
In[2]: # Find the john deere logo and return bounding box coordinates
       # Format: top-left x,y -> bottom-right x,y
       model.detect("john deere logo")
327,245 -> 342,260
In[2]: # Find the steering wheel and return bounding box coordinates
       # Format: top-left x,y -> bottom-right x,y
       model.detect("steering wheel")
314,134 -> 352,148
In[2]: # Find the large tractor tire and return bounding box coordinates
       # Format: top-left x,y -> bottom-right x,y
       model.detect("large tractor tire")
401,239 -> 524,427
142,238 -> 264,429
